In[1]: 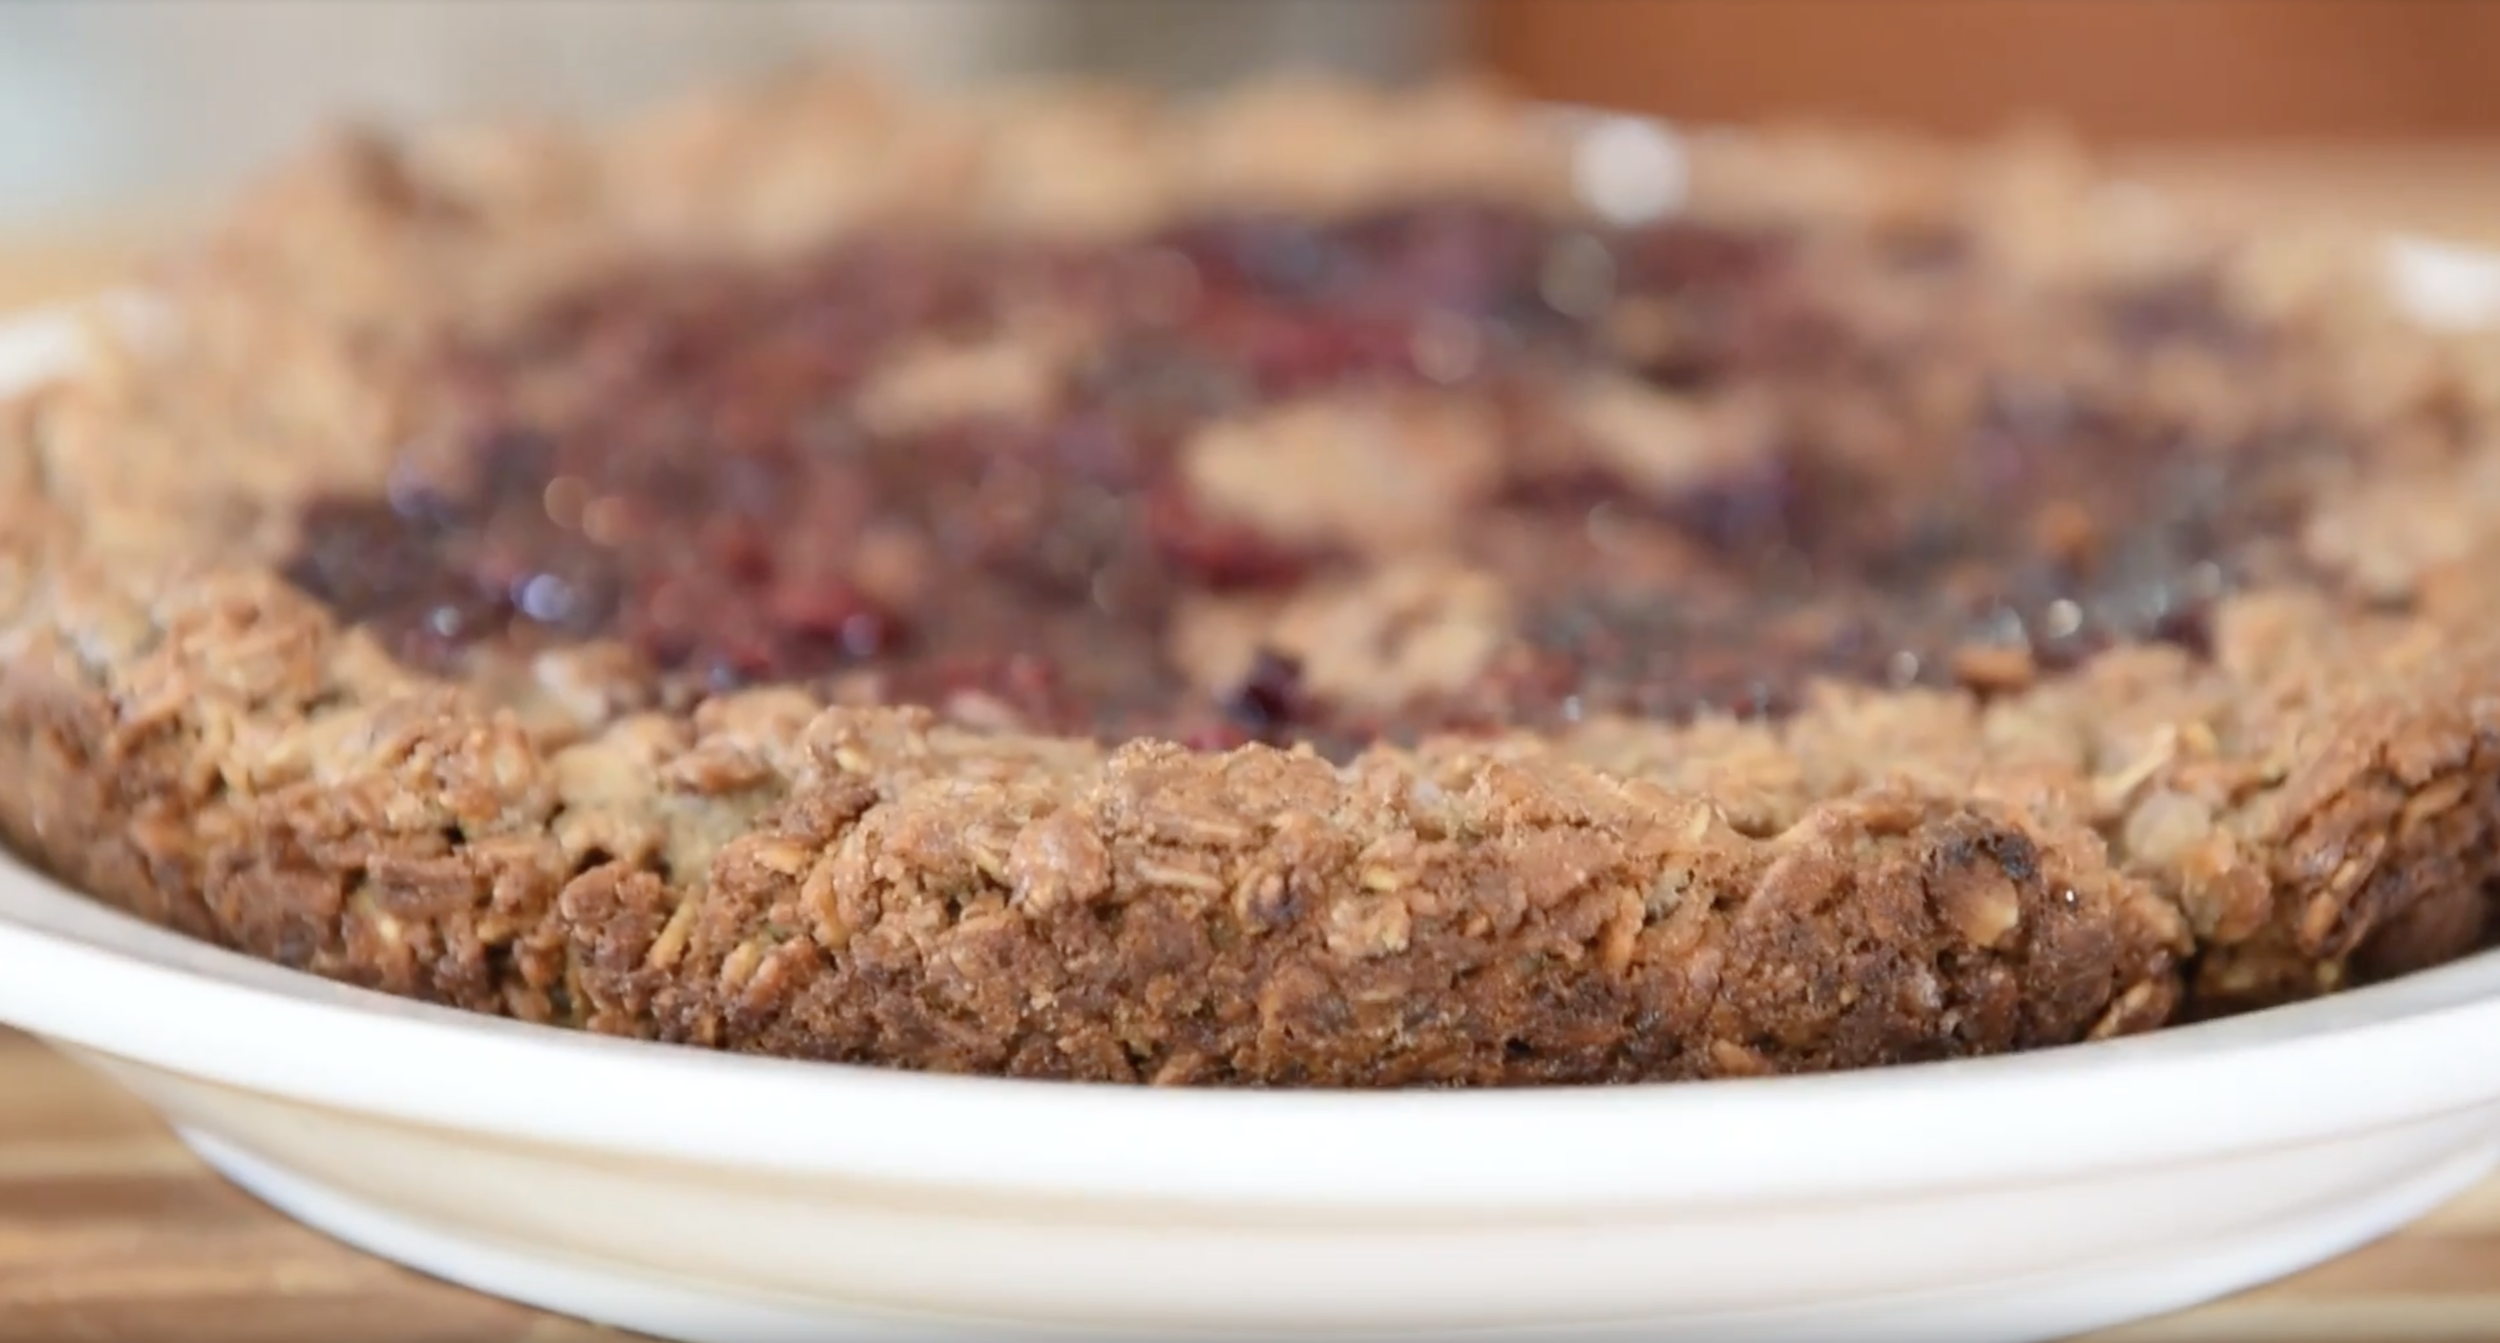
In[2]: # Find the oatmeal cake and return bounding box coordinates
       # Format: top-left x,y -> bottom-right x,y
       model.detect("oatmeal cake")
1,69 -> 2497,1086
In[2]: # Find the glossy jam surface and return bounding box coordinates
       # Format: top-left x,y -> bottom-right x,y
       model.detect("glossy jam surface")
286,203 -> 2317,749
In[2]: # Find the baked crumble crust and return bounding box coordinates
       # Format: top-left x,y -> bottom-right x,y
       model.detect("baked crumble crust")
3,66 -> 2497,1085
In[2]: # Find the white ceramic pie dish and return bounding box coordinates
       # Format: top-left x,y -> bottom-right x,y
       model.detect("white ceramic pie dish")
7,117 -> 2500,1343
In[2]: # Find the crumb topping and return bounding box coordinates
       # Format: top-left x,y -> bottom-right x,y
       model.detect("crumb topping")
4,69 -> 2498,1086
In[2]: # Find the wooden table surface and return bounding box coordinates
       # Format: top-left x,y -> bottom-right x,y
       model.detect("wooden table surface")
8,145 -> 2500,1343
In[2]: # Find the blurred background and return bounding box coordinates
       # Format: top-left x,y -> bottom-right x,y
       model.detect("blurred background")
5,1 -> 2500,259
1480,0 -> 2500,140
0,0 -> 1453,228
11,0 -> 2500,222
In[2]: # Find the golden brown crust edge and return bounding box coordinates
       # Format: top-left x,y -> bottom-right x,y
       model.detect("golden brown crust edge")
1,69 -> 2498,1086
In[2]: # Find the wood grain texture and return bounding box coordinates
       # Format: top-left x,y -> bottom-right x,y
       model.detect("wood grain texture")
0,1032 -> 631,1343
6,146 -> 2500,1341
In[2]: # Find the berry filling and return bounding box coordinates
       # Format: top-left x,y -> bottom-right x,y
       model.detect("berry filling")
285,201 -> 2330,750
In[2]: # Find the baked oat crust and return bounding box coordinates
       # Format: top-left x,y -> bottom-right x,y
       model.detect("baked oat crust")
3,66 -> 2498,1086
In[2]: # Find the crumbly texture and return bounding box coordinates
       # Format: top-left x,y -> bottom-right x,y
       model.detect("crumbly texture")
3,67 -> 2499,1086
